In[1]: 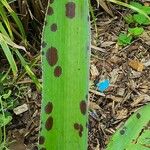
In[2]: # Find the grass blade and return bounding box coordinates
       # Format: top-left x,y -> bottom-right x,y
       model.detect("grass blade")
0,0 -> 26,42
0,34 -> 18,77
15,50 -> 42,91
0,5 -> 13,39
0,33 -> 25,50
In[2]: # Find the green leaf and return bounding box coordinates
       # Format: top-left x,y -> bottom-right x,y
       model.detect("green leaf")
130,2 -> 150,15
0,114 -> 12,127
106,104 -> 150,150
118,33 -> 132,46
39,0 -> 90,149
130,1 -> 143,10
142,6 -> 150,15
0,5 -> 13,39
0,127 -> 2,144
124,14 -> 134,24
128,27 -> 144,36
2,90 -> 11,99
0,34 -> 18,77
133,13 -> 150,25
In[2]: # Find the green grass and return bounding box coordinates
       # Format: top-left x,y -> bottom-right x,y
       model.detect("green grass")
0,0 -> 41,89
0,90 -> 13,149
0,0 -> 42,148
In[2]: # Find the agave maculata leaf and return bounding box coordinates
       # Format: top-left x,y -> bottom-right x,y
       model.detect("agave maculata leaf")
107,104 -> 150,150
39,0 -> 90,149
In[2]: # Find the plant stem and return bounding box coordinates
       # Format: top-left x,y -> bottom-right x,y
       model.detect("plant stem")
0,96 -> 6,146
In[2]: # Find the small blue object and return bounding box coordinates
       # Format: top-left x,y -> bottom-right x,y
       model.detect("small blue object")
96,79 -> 110,92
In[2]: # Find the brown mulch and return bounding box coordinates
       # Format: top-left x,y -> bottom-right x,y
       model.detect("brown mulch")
5,1 -> 150,150
88,2 -> 150,150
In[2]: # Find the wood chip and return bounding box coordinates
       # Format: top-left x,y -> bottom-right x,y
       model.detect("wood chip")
131,94 -> 150,107
95,139 -> 100,150
117,88 -> 125,96
116,108 -> 128,120
140,31 -> 150,45
106,95 -> 123,102
91,45 -> 106,53
101,41 -> 115,47
144,59 -> 150,67
89,101 -> 100,110
131,70 -> 142,78
9,141 -> 26,150
128,59 -> 144,72
110,55 -> 120,64
96,0 -> 114,17
13,104 -> 28,115
110,68 -> 119,84
89,89 -> 106,96
90,64 -> 99,79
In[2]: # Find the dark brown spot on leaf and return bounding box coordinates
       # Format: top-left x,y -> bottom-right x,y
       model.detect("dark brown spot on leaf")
74,123 -> 84,137
39,136 -> 45,145
47,7 -> 53,15
74,123 -> 79,130
65,2 -> 76,19
136,113 -> 141,119
46,47 -> 58,66
147,120 -> 150,127
79,131 -> 82,137
42,41 -> 47,48
54,66 -> 62,77
80,100 -> 87,115
79,124 -> 83,132
45,102 -> 53,114
45,116 -> 53,131
120,129 -> 125,135
132,139 -> 136,144
51,23 -> 57,32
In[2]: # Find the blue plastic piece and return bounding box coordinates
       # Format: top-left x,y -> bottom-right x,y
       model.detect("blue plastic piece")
96,79 -> 110,92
